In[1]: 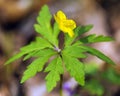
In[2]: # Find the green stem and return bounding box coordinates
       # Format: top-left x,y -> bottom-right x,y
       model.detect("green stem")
60,74 -> 63,96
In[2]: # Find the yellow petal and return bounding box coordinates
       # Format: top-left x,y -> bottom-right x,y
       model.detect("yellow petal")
59,24 -> 68,33
54,10 -> 76,38
60,25 -> 75,37
63,20 -> 76,29
68,30 -> 75,37
56,10 -> 66,20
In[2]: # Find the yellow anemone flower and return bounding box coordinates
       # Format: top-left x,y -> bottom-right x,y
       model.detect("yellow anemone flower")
54,11 -> 76,37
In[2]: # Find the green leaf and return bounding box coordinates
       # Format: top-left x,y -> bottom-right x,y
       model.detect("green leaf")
21,57 -> 48,83
85,63 -> 99,75
64,25 -> 93,46
33,48 -> 57,57
62,45 -> 87,58
74,25 -> 93,36
62,55 -> 85,86
52,22 -> 60,47
23,48 -> 56,61
79,46 -> 115,65
53,23 -> 60,38
34,24 -> 44,35
21,49 -> 55,83
5,52 -> 25,65
34,5 -> 53,43
79,34 -> 113,44
5,37 -> 53,65
45,56 -> 64,92
38,5 -> 52,27
102,67 -> 120,85
20,37 -> 53,53
23,51 -> 38,61
64,34 -> 75,46
84,79 -> 104,96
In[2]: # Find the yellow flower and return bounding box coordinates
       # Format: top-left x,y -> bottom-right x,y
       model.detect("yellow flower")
54,11 -> 76,37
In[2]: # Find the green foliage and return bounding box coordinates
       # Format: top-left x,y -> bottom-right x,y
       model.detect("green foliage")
62,45 -> 87,58
84,79 -> 104,96
83,63 -> 120,95
5,5 -> 115,93
62,54 -> 85,86
34,5 -> 52,41
21,49 -> 56,83
45,56 -> 64,92
5,37 -> 53,65
85,63 -> 99,75
102,67 -> 120,85
74,25 -> 93,36
64,25 -> 93,46
78,46 -> 115,65
52,22 -> 60,47
5,52 -> 25,65
79,34 -> 113,43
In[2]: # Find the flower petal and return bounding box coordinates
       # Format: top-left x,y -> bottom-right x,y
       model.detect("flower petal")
63,20 -> 76,29
67,29 -> 75,37
54,10 -> 76,38
56,11 -> 66,20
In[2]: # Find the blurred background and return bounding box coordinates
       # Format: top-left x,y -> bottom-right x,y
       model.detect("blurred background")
0,0 -> 120,96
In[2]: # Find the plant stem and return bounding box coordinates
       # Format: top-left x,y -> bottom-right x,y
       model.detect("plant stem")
60,74 -> 63,96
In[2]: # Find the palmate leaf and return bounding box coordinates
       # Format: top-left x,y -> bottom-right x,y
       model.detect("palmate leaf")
79,34 -> 113,44
21,49 -> 56,83
64,25 -> 93,46
23,51 -> 38,61
74,24 -> 93,36
37,5 -> 52,27
62,55 -> 85,86
5,37 -> 53,65
52,22 -> 60,47
20,37 -> 53,53
21,57 -> 48,83
34,5 -> 53,43
62,45 -> 87,58
5,52 -> 25,65
45,56 -> 64,92
79,45 -> 115,65
23,48 -> 57,61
